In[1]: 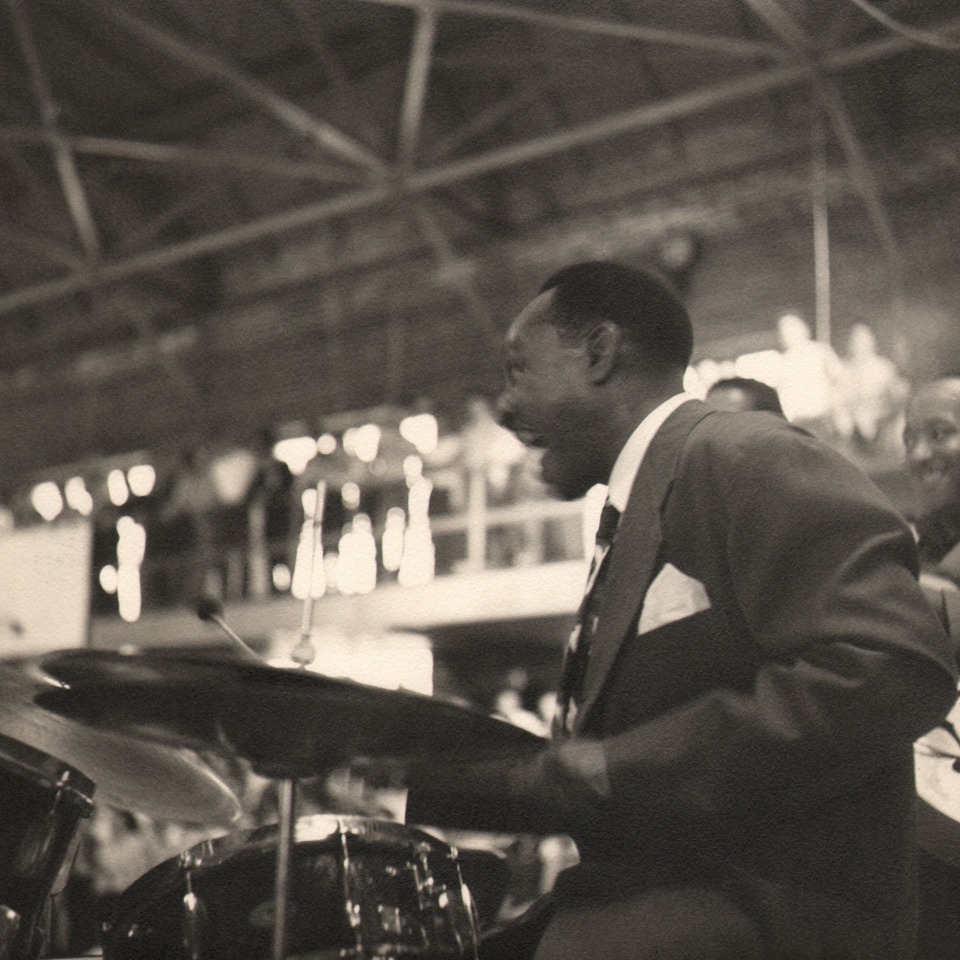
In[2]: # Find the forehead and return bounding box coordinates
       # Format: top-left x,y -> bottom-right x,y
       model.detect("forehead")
504,289 -> 557,352
906,380 -> 960,424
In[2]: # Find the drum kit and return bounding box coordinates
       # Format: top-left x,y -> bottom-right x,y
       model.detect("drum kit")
0,645 -> 543,960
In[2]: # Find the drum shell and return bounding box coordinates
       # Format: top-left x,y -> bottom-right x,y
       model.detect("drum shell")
0,733 -> 94,960
103,815 -> 478,960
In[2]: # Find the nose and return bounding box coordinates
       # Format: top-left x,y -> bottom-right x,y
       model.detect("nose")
906,433 -> 932,467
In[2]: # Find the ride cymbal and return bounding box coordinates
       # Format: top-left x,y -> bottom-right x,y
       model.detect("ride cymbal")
37,649 -> 544,780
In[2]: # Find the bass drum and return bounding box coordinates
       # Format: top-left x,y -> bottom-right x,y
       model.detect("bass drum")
103,815 -> 479,959
0,732 -> 94,960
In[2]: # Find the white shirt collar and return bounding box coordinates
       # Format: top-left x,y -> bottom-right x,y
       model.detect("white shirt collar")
606,393 -> 695,513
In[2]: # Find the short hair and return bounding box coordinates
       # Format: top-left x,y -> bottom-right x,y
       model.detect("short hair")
707,376 -> 784,415
538,261 -> 693,370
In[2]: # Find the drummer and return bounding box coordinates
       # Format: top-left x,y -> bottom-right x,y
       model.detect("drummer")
407,262 -> 957,959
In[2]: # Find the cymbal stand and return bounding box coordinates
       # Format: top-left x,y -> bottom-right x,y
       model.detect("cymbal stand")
271,778 -> 296,960
273,480 -> 324,959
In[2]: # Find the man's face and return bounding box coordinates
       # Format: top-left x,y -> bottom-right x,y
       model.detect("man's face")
903,379 -> 960,515
496,291 -> 604,501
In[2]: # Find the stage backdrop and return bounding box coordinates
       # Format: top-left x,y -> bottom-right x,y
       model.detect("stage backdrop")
0,519 -> 93,658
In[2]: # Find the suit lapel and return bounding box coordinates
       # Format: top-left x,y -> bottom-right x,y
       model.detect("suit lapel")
574,400 -> 714,732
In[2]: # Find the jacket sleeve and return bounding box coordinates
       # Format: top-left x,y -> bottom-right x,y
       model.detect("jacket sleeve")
600,422 -> 958,823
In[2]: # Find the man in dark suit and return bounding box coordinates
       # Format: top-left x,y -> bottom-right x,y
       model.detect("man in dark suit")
407,261 -> 957,959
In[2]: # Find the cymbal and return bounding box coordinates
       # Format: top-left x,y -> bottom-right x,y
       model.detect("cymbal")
37,649 -> 544,779
0,658 -> 242,827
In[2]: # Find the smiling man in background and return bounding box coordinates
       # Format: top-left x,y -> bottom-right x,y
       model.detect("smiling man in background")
407,261 -> 956,959
902,374 -> 960,960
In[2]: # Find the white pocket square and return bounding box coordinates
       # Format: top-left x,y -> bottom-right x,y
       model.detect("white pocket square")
637,563 -> 711,635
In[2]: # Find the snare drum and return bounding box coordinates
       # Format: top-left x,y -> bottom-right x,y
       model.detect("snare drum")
103,815 -> 479,959
0,733 -> 94,960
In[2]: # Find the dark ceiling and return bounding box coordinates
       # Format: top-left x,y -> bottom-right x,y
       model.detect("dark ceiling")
1,0 -> 959,485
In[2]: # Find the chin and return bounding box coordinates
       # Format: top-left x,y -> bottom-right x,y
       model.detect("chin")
541,449 -> 599,502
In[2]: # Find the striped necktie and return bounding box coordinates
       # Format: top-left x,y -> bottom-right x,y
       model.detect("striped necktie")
554,500 -> 621,737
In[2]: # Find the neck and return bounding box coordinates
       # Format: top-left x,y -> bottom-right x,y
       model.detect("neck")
599,387 -> 682,474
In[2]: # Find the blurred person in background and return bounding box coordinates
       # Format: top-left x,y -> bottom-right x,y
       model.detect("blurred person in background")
904,376 -> 960,588
840,323 -> 908,459
704,376 -> 784,415
903,374 -> 960,960
775,312 -> 848,443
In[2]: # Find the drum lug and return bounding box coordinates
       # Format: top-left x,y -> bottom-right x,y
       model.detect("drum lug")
0,906 -> 20,960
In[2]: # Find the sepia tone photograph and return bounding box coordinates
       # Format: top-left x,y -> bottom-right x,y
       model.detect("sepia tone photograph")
0,1 -> 959,957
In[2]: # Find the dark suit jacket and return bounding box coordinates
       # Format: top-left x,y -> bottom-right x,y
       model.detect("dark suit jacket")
409,400 -> 957,959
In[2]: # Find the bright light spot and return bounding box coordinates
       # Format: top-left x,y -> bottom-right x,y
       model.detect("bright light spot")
316,433 -> 337,455
115,517 -> 145,621
30,482 -> 63,522
107,469 -> 129,507
398,522 -> 435,587
116,517 -> 146,566
64,477 -> 93,516
403,455 -> 423,486
323,552 -> 339,593
400,413 -> 438,455
341,482 -> 361,511
117,565 -> 141,622
344,424 -> 381,463
272,563 -> 292,592
399,480 -> 434,587
127,464 -> 156,497
291,519 -> 325,601
734,349 -> 781,387
272,437 -> 317,476
99,565 -> 118,594
209,451 -> 255,505
336,514 -> 378,595
302,488 -> 319,520
408,477 -> 433,521
381,507 -> 406,572
270,630 -> 433,696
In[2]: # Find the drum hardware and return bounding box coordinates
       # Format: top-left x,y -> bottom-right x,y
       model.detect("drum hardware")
195,598 -> 260,663
0,906 -> 20,960
100,815 -> 481,960
271,778 -> 296,960
0,733 -> 95,960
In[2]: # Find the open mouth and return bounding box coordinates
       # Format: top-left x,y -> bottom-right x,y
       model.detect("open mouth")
514,427 -> 546,449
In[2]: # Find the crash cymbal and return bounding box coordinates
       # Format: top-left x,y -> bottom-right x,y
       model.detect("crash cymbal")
0,658 -> 241,827
38,649 -> 544,779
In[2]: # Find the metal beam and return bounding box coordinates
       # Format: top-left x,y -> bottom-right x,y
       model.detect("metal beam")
427,78 -> 552,161
397,3 -> 438,169
0,17 -> 956,317
5,0 -> 100,261
357,0 -> 784,60
0,224 -> 86,270
112,185 -> 217,256
0,126 -> 361,184
744,0 -> 904,299
98,2 -> 388,175
405,196 -> 500,347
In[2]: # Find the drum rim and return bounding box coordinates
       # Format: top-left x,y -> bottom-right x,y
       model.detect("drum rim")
0,730 -> 95,799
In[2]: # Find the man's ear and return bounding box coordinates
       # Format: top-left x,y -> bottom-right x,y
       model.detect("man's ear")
585,321 -> 622,384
